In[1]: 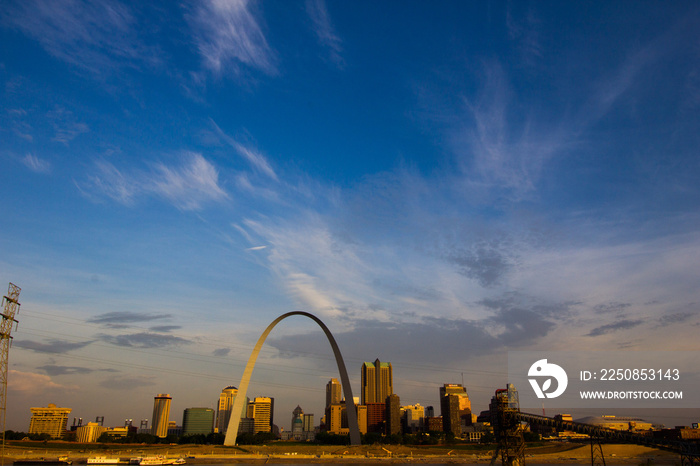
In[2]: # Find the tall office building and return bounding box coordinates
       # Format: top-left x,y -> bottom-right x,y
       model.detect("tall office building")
326,378 -> 341,407
216,386 -> 238,434
28,403 -> 72,439
182,408 -> 215,435
385,394 -> 401,435
247,397 -> 273,434
441,394 -> 461,435
361,358 -> 393,405
440,383 -> 472,427
151,394 -> 172,438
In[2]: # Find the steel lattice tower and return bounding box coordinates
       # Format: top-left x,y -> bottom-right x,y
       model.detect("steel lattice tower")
1,283 -> 21,466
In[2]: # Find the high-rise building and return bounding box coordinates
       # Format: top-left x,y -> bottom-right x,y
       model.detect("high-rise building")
326,378 -> 341,407
216,386 -> 238,434
28,403 -> 72,439
151,394 -> 172,438
182,408 -> 215,435
247,397 -> 272,434
385,394 -> 401,435
361,358 -> 393,405
440,383 -> 472,428
441,394 -> 461,435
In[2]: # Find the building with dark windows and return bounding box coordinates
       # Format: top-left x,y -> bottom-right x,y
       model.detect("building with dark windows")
182,407 -> 215,435
386,394 -> 401,435
441,393 -> 461,435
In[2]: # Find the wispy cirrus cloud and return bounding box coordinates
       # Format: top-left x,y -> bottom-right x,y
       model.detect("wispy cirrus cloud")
211,120 -> 278,181
151,152 -> 229,209
506,6 -> 542,68
48,107 -> 89,144
305,0 -> 344,68
187,0 -> 276,76
452,62 -> 564,200
2,0 -> 160,74
21,153 -> 51,173
80,152 -> 228,210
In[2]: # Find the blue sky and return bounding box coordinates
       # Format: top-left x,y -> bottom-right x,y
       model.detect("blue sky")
1,0 -> 700,432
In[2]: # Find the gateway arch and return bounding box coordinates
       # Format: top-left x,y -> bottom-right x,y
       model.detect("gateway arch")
223,311 -> 361,446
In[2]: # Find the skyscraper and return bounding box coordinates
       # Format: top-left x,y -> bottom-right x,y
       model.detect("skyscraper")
216,386 -> 238,434
441,394 -> 461,435
326,378 -> 341,407
151,394 -> 172,438
385,394 -> 401,435
440,383 -> 472,427
361,358 -> 393,404
247,397 -> 272,434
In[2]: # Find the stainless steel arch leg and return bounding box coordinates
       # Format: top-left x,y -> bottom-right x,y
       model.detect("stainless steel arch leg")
223,311 -> 360,446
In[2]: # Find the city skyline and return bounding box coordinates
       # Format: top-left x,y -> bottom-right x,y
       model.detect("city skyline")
2,1 -> 700,433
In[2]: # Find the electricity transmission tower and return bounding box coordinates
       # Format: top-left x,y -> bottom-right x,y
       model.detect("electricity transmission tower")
0,283 -> 21,466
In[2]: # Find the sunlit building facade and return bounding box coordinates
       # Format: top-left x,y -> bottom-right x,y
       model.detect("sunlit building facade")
28,403 -> 72,439
247,397 -> 273,434
361,359 -> 393,404
216,386 -> 238,434
151,394 -> 172,438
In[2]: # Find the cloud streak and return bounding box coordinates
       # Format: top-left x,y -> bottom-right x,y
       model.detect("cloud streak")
81,153 -> 228,210
14,339 -> 93,354
587,319 -> 645,337
21,153 -> 51,173
187,0 -> 276,76
88,311 -> 173,325
211,120 -> 278,181
306,0 -> 344,68
2,0 -> 160,74
99,332 -> 191,348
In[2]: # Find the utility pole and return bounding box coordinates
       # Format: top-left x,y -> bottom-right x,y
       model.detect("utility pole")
0,283 -> 21,466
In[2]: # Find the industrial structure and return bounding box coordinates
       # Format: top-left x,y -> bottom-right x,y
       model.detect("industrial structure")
490,385 -> 700,466
1,283 -> 20,465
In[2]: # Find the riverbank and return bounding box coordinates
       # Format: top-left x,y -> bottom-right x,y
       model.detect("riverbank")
1,442 -> 679,464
